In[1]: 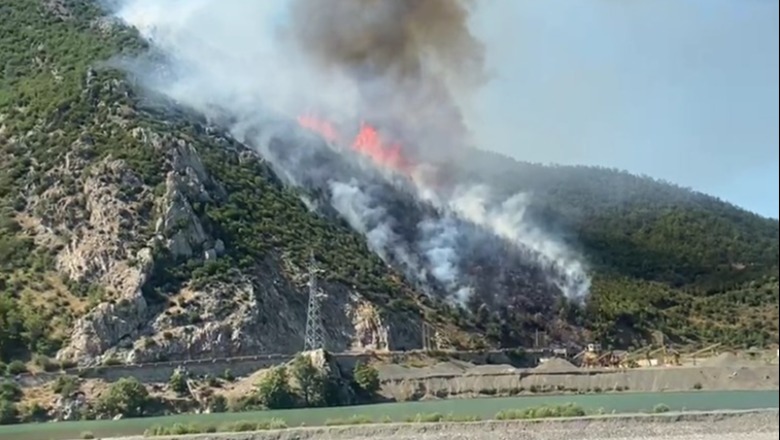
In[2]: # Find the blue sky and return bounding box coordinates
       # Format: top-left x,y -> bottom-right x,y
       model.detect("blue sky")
468,0 -> 779,219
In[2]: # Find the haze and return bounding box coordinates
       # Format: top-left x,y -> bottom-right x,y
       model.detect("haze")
469,0 -> 779,219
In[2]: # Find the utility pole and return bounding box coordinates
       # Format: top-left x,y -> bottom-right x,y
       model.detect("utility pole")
304,250 -> 327,352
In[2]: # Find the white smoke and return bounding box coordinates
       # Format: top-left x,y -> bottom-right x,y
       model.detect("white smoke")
417,216 -> 472,302
328,179 -> 422,280
447,184 -> 590,301
113,0 -> 360,123
108,0 -> 591,304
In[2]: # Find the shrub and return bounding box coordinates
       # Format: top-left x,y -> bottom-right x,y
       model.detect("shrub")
205,375 -> 220,388
168,370 -> 188,396
18,403 -> 48,423
0,399 -> 18,425
145,423 -> 206,436
6,361 -> 27,375
405,413 -> 481,423
255,366 -> 294,409
96,377 -> 150,418
692,382 -> 702,390
219,418 -> 287,432
325,415 -> 374,426
32,355 -> 58,372
81,432 -> 95,439
291,355 -> 325,407
353,362 -> 380,395
53,375 -> 80,397
59,359 -> 78,371
101,357 -> 123,366
206,394 -> 227,413
0,381 -> 22,402
653,403 -> 671,413
496,403 -> 586,420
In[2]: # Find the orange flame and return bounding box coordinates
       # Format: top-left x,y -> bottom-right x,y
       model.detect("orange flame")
297,115 -> 341,143
352,122 -> 412,172
297,115 -> 412,174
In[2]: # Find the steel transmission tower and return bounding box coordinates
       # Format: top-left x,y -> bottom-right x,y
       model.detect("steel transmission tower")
304,251 -> 327,351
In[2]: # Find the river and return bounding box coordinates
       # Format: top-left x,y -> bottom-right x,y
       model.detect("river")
1,390 -> 777,440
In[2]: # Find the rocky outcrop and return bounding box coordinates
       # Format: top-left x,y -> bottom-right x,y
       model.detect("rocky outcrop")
53,392 -> 88,422
49,158 -> 154,363
120,257 -> 424,363
55,158 -> 153,297
14,115 -> 430,366
349,301 -> 391,351
156,174 -> 209,258
55,128 -> 229,364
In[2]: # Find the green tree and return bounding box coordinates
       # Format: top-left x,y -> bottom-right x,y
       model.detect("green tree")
255,366 -> 294,410
168,369 -> 188,396
353,362 -> 380,395
0,381 -> 21,402
17,402 -> 48,423
96,377 -> 149,418
290,355 -> 325,407
52,375 -> 80,397
0,399 -> 17,425
206,394 -> 227,413
5,361 -> 26,376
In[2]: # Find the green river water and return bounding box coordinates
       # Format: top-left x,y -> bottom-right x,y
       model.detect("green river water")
1,390 -> 777,440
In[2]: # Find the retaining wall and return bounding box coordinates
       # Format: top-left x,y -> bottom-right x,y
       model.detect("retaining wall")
11,349 -> 548,388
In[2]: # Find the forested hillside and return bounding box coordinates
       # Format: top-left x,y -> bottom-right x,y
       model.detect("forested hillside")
0,0 -> 777,370
468,152 -> 778,347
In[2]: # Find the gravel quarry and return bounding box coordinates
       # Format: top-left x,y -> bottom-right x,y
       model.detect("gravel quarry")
375,353 -> 779,401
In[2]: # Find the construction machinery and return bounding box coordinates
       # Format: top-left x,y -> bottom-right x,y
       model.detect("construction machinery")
572,343 -> 602,368
685,343 -> 722,366
571,342 -> 685,369
618,345 -> 654,368
570,343 -> 623,368
637,345 -> 681,367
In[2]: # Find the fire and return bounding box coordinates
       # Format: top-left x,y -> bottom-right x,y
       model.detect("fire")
297,115 -> 340,143
352,122 -> 412,172
297,115 -> 413,173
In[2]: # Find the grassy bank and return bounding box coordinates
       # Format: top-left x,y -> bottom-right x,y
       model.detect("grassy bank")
143,403 -> 606,436
1,390 -> 777,440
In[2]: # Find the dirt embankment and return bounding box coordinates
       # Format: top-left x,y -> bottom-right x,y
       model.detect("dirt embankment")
377,354 -> 779,401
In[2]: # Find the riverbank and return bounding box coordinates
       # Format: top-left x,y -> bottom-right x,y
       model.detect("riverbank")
2,390 -> 777,440
113,409 -> 780,440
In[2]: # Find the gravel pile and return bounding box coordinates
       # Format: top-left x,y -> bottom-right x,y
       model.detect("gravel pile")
532,357 -> 579,372
702,352 -> 752,368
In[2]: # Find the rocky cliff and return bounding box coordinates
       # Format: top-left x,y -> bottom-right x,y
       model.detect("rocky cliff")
45,99 -> 450,365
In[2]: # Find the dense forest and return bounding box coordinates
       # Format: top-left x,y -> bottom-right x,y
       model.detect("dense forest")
1,0 -> 778,367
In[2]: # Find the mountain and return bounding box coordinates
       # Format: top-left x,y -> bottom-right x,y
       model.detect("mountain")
1,0 -> 777,367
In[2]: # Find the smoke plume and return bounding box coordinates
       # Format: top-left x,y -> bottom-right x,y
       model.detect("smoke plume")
286,0 -> 485,162
109,0 -> 592,305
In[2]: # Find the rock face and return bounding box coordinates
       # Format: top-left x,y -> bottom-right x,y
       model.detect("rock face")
53,392 -> 88,422
25,120 -> 426,366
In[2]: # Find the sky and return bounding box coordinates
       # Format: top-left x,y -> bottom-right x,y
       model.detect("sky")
467,0 -> 779,219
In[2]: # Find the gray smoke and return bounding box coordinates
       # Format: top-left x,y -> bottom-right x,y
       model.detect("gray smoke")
329,179 -> 420,276
109,0 -> 591,304
285,0 -> 485,163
